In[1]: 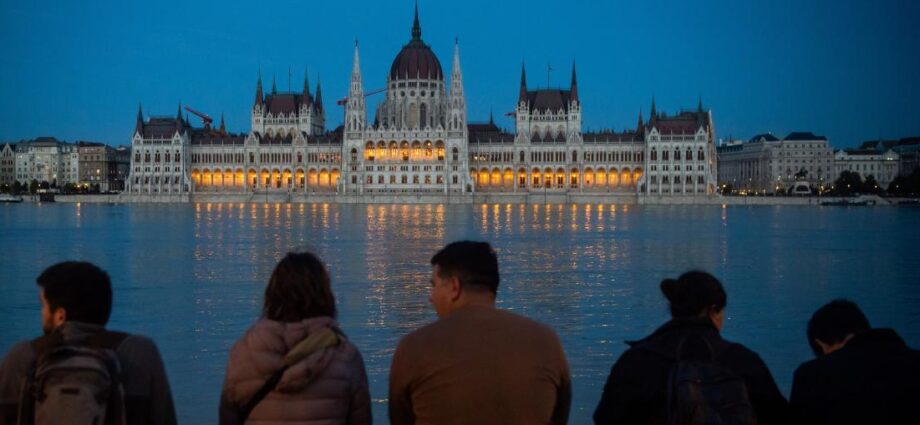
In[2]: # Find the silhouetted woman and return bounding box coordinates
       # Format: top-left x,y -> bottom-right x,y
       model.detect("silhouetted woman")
593,270 -> 788,425
219,252 -> 371,425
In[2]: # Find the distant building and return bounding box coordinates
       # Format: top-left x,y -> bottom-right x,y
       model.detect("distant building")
858,138 -> 920,177
14,137 -> 79,187
717,132 -> 834,193
833,148 -> 899,189
0,143 -> 15,187
77,142 -> 120,192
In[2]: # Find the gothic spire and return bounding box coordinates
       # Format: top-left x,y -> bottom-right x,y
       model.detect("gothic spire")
254,70 -> 263,106
570,61 -> 579,102
219,113 -> 226,134
176,102 -> 184,132
697,97 -> 704,113
411,1 -> 422,41
303,67 -> 311,104
135,104 -> 144,134
314,76 -> 323,112
519,63 -> 528,103
651,97 -> 657,117
637,109 -> 644,134
271,75 -> 277,95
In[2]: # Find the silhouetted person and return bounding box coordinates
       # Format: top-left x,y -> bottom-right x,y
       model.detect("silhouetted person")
593,271 -> 788,425
388,241 -> 571,425
219,252 -> 371,425
0,261 -> 176,425
790,299 -> 920,425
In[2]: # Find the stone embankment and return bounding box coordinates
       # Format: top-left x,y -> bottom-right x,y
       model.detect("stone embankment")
37,192 -> 913,206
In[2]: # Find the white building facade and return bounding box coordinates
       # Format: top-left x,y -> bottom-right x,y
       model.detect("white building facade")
717,132 -> 834,193
125,7 -> 718,201
833,149 -> 899,189
13,138 -> 79,187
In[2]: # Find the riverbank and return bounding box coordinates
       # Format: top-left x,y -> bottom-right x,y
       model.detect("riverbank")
32,192 -> 916,206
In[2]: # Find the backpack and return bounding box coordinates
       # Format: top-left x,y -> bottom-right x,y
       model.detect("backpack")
18,330 -> 129,425
666,335 -> 756,425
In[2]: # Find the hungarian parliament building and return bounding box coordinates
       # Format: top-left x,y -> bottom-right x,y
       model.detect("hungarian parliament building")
126,9 -> 717,201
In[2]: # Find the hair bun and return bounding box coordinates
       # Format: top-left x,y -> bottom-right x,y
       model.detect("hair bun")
660,278 -> 678,301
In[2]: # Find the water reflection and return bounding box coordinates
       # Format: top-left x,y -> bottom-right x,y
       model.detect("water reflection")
1,204 -> 919,423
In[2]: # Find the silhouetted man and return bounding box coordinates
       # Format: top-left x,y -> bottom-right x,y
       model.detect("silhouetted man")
790,299 -> 920,425
388,241 -> 571,425
0,261 -> 177,425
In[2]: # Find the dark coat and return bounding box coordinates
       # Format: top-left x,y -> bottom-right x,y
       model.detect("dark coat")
790,328 -> 920,425
593,318 -> 789,425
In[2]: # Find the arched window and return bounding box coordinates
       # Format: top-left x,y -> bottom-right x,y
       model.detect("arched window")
674,149 -> 680,161
452,147 -> 459,162
663,151 -> 669,161
651,149 -> 657,161
520,151 -> 525,162
571,150 -> 578,162
165,152 -> 170,162
698,150 -> 705,161
350,148 -> 357,162
420,103 -> 427,128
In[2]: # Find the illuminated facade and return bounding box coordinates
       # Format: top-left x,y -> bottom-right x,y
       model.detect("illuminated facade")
126,7 -> 717,200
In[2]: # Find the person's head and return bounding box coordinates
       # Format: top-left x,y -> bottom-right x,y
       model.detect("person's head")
36,261 -> 113,334
806,299 -> 870,356
429,241 -> 500,317
660,270 -> 727,330
263,252 -> 336,322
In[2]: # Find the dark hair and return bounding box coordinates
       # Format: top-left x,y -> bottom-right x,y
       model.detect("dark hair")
36,261 -> 113,326
806,299 -> 870,356
430,241 -> 500,293
660,270 -> 727,318
263,252 -> 336,322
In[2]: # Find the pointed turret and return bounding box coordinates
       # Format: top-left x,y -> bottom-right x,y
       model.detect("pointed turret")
254,71 -> 263,106
697,97 -> 704,113
411,1 -> 422,41
570,61 -> 579,102
175,103 -> 184,133
219,113 -> 226,135
518,63 -> 528,103
303,68 -> 311,105
314,76 -> 323,112
651,97 -> 657,117
135,104 -> 144,135
637,109 -> 644,134
345,41 -> 366,132
449,38 -> 467,131
271,75 -> 277,95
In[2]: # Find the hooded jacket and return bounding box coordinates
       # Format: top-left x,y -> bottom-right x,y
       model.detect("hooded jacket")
593,318 -> 789,425
219,317 -> 371,425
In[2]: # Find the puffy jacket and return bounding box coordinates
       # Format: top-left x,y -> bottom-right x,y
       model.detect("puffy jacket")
219,317 -> 371,425
593,318 -> 789,425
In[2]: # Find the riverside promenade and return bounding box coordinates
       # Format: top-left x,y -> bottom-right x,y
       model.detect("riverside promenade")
47,193 -> 900,206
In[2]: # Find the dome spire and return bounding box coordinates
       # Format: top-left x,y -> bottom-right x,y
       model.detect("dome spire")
411,1 -> 422,41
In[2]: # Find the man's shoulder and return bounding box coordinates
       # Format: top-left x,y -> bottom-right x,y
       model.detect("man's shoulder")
0,340 -> 37,372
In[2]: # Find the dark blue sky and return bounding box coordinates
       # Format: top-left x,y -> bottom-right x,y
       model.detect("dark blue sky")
1,0 -> 918,148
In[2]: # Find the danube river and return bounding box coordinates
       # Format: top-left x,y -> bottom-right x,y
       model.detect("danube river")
1,203 -> 918,423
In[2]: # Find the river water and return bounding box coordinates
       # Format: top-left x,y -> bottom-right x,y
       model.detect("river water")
1,202 -> 918,423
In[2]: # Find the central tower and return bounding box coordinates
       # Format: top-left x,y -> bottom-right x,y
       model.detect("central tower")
341,3 -> 472,196
376,4 -> 447,130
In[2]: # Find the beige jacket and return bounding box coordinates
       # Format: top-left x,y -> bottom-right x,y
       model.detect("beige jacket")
220,317 -> 371,425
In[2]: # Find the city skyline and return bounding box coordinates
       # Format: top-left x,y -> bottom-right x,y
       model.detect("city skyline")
1,0 -> 918,148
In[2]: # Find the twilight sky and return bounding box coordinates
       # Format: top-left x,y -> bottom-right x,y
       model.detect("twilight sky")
1,0 -> 918,148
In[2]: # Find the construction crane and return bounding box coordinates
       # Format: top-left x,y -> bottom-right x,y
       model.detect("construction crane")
335,87 -> 386,106
184,105 -> 213,129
